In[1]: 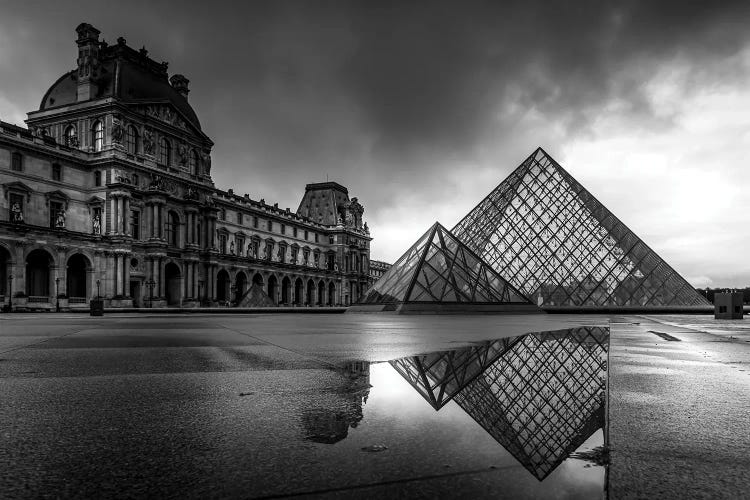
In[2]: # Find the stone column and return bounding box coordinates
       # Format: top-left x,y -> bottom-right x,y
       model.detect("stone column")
123,253 -> 131,297
158,257 -> 165,297
123,198 -> 130,236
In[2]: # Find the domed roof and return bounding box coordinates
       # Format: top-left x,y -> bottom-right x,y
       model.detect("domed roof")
39,40 -> 202,132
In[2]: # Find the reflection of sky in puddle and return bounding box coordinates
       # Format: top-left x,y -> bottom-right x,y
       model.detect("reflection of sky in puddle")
302,326 -> 608,498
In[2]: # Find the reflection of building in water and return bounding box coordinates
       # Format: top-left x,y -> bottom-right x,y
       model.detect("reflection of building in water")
302,361 -> 371,444
391,326 -> 608,480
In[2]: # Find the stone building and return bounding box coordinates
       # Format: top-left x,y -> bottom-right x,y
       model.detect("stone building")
0,23 -> 371,310
368,259 -> 392,287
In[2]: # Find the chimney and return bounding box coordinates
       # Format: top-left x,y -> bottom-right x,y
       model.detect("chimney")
75,23 -> 101,102
170,74 -> 190,99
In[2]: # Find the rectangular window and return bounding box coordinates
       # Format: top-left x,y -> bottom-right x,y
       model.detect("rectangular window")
303,249 -> 310,266
237,212 -> 243,225
267,220 -> 272,232
291,247 -> 298,264
130,210 -> 140,240
11,152 -> 22,171
265,242 -> 273,260
52,163 -> 62,181
219,234 -> 227,254
278,245 -> 286,263
293,227 -> 298,238
236,236 -> 245,254
132,173 -> 139,187
94,171 -> 102,186
304,230 -> 309,240
49,201 -> 63,228
315,233 -> 319,243
329,235 -> 334,244
253,216 -> 258,228
281,224 -> 286,235
220,209 -> 226,221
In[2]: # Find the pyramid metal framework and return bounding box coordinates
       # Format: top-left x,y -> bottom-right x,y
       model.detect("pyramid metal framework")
361,222 -> 531,305
390,326 -> 608,481
390,335 -> 521,410
454,326 -> 608,480
453,148 -> 709,308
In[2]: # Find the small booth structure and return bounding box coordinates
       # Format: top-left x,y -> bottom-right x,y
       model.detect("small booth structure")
714,292 -> 744,320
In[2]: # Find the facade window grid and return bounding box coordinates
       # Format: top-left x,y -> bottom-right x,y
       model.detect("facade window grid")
52,163 -> 62,181
237,212 -> 243,225
293,227 -> 298,238
49,201 -> 63,228
281,224 -> 285,235
11,152 -> 22,171
94,171 -> 102,186
92,120 -> 104,152
130,210 -> 140,240
126,126 -> 138,154
267,220 -> 272,232
158,137 -> 171,166
253,217 -> 258,228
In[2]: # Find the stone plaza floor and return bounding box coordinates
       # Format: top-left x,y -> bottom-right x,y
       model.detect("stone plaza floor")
0,312 -> 748,498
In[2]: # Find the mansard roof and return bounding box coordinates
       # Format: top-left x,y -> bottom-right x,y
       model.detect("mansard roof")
38,38 -> 202,133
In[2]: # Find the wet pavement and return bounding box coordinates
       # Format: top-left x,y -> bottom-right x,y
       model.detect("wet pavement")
0,313 -> 748,498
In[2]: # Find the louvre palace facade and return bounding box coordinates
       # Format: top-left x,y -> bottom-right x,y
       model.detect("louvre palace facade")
0,23 -> 372,310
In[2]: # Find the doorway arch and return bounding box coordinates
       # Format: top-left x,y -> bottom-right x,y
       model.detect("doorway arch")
216,269 -> 230,303
235,271 -> 248,303
267,275 -> 278,304
26,249 -> 53,299
165,262 -> 182,306
66,253 -> 91,301
281,276 -> 291,305
306,279 -> 315,306
294,278 -> 303,306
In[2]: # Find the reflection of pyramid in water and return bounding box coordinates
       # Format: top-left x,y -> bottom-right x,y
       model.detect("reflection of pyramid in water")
361,222 -> 531,307
453,148 -> 709,307
454,327 -> 607,480
390,326 -> 608,480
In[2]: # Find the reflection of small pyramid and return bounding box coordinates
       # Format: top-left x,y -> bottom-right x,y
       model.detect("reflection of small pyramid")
390,335 -> 521,410
453,148 -> 710,308
360,222 -> 537,313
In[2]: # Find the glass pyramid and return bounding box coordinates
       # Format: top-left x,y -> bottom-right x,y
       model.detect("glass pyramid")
454,326 -> 608,480
361,222 -> 531,305
390,326 -> 608,481
452,148 -> 710,307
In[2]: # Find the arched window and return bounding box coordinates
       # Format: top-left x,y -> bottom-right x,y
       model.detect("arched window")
126,126 -> 138,154
159,137 -> 171,166
92,120 -> 104,152
64,125 -> 77,147
189,149 -> 199,175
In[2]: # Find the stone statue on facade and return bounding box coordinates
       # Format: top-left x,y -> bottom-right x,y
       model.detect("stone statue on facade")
230,240 -> 235,255
111,117 -> 124,144
143,129 -> 155,155
149,174 -> 165,191
178,143 -> 188,164
55,210 -> 66,228
363,222 -> 369,234
201,151 -> 211,174
247,243 -> 253,258
92,214 -> 101,234
10,202 -> 23,223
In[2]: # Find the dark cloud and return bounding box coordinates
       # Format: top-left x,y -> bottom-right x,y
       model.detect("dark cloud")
1,0 -> 750,266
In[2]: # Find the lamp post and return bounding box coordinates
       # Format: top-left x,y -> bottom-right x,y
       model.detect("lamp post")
96,279 -> 101,299
146,279 -> 156,308
7,275 -> 12,311
198,279 -> 204,307
55,277 -> 60,312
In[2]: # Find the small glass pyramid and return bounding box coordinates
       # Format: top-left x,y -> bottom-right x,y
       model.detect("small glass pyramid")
453,148 -> 709,307
361,222 -> 532,307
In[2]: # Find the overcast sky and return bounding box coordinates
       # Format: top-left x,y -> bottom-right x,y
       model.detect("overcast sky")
1,1 -> 749,287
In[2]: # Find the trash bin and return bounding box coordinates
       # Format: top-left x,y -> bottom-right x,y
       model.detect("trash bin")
90,299 -> 104,316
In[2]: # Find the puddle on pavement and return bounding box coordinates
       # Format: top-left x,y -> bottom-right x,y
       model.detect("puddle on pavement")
296,325 -> 609,498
